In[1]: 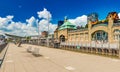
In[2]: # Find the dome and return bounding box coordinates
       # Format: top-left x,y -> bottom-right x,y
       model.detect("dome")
58,21 -> 77,30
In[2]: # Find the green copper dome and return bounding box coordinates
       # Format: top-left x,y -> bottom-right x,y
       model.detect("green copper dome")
58,21 -> 77,30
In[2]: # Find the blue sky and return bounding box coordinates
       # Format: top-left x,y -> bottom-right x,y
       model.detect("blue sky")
0,0 -> 120,36
0,0 -> 119,23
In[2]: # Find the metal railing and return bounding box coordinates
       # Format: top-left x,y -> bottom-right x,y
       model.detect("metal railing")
0,43 -> 8,68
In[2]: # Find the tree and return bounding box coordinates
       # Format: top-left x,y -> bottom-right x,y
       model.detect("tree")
26,36 -> 31,40
80,25 -> 84,29
85,24 -> 88,28
77,26 -> 81,29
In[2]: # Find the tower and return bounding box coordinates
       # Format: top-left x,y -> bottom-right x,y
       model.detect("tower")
88,21 -> 92,42
107,12 -> 114,43
87,16 -> 92,42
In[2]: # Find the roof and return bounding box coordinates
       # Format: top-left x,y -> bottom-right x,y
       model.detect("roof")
58,21 -> 77,30
5,33 -> 24,38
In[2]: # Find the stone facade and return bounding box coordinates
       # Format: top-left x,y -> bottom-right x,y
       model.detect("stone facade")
54,12 -> 120,43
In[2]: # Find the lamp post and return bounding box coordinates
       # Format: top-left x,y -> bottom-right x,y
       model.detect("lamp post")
37,20 -> 40,45
47,15 -> 50,47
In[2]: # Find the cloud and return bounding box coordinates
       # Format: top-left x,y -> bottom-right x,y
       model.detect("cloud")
0,15 -> 13,28
0,15 -> 38,36
38,19 -> 57,34
26,16 -> 35,26
1,9 -> 87,37
37,8 -> 52,20
0,8 -> 57,36
26,16 -> 37,27
69,15 -> 87,26
37,8 -> 57,34
118,13 -> 120,18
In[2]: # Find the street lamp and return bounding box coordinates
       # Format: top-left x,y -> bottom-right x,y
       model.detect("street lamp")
37,20 -> 40,45
47,14 -> 50,47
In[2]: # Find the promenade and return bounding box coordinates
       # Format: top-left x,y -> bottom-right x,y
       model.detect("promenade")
1,43 -> 120,72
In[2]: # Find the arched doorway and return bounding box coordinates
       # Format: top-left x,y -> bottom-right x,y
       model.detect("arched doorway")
92,30 -> 108,42
59,35 -> 65,42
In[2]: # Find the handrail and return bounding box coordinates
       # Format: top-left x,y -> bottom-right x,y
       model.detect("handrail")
0,43 -> 9,68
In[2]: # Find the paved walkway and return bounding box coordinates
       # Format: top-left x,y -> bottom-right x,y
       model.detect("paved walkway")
1,43 -> 120,72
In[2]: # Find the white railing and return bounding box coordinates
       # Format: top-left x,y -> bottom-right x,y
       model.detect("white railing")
60,41 -> 119,49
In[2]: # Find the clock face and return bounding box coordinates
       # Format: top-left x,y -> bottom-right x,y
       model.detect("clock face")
88,13 -> 98,22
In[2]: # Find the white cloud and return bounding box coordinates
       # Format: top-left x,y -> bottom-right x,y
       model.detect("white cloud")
37,8 -> 57,34
37,8 -> 52,20
69,15 -> 87,26
26,16 -> 36,27
6,15 -> 14,20
49,23 -> 57,34
38,19 -> 57,34
0,8 -> 57,36
0,16 -> 38,36
0,15 -> 13,28
118,13 -> 120,18
6,21 -> 38,36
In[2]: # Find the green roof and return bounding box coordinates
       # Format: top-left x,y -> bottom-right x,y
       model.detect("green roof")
58,21 -> 77,30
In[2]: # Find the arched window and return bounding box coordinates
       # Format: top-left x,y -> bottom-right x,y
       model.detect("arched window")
114,29 -> 120,40
92,30 -> 108,42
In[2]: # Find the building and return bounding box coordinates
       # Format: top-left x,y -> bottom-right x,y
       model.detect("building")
0,35 -> 5,45
54,12 -> 120,44
41,31 -> 48,37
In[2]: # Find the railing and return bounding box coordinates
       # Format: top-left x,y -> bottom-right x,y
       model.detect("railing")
60,41 -> 119,49
59,41 -> 120,57
0,43 -> 7,52
0,43 -> 8,68
23,40 -> 120,57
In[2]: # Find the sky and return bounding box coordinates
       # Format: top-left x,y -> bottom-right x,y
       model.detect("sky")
0,0 -> 120,36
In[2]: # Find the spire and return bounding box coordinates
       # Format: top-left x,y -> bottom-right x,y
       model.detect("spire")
64,16 -> 68,22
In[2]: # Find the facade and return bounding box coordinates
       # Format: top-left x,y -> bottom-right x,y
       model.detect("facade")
24,34 -> 54,47
54,12 -> 120,44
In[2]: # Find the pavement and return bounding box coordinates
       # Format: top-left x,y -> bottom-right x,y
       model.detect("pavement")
0,43 -> 120,72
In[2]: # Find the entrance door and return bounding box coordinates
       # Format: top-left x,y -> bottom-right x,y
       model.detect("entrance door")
59,35 -> 65,42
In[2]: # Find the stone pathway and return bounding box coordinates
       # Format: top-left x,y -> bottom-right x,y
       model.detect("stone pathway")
0,43 -> 120,72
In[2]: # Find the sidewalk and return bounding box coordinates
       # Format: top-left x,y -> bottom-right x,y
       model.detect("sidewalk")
1,43 -> 120,72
